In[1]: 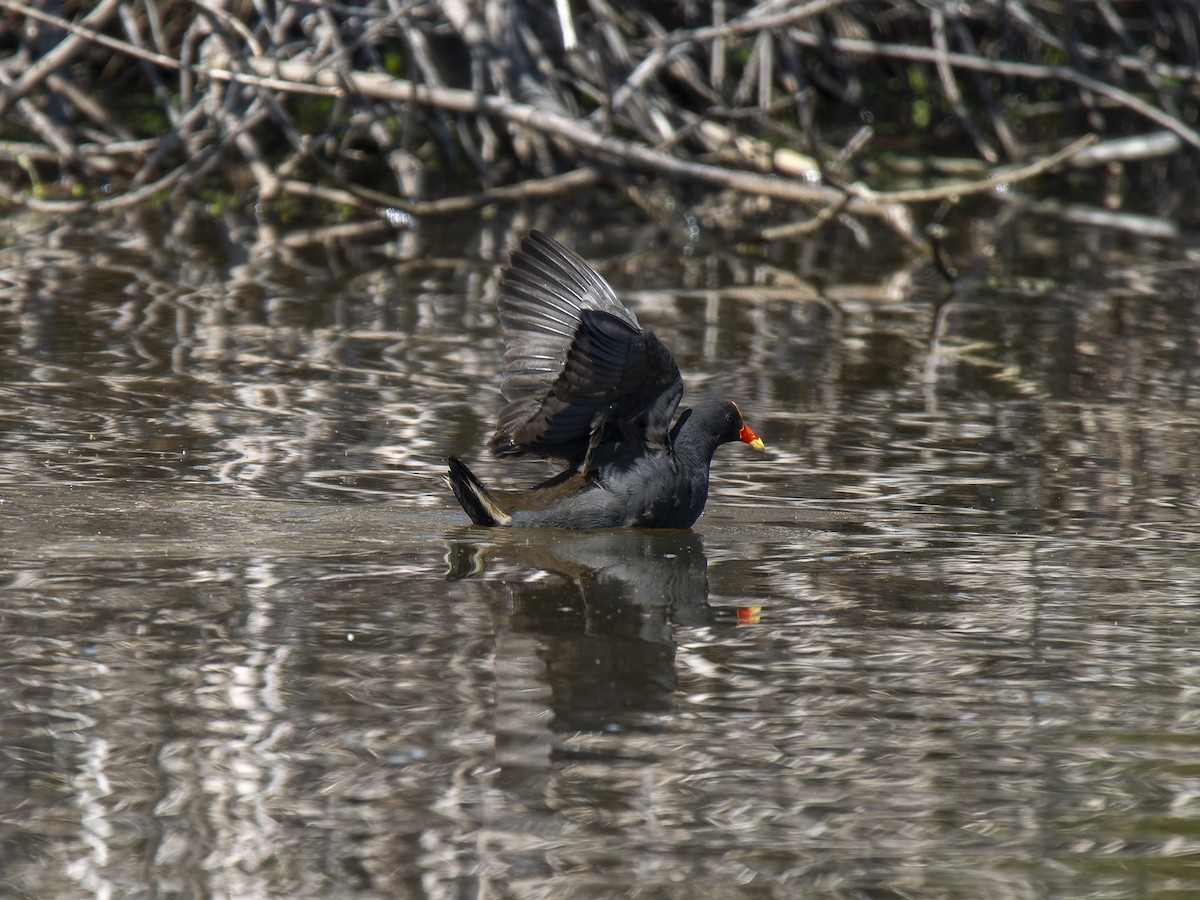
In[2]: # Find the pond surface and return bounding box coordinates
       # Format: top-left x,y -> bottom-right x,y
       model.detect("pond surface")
2,203 -> 1199,898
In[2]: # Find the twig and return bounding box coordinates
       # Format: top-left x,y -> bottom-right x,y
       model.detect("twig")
1068,131 -> 1182,167
44,73 -> 135,143
761,196 -> 850,240
1017,198 -> 1179,239
403,166 -> 603,215
930,5 -> 996,164
0,179 -> 89,213
949,15 -> 1020,160
651,0 -> 855,51
0,0 -> 180,74
280,178 -> 375,212
0,68 -> 82,170
554,0 -> 578,52
849,133 -> 1099,205
0,0 -> 123,121
283,166 -> 602,217
128,102 -> 209,188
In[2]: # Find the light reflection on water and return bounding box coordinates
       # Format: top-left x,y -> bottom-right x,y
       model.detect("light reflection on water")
1,209 -> 1199,898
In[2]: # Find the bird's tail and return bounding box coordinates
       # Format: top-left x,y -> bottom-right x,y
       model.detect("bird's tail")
446,456 -> 511,527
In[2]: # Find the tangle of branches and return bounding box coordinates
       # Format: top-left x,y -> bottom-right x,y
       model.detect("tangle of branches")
0,1 -> 1195,242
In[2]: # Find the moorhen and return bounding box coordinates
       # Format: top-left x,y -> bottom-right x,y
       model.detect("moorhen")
447,230 -> 764,529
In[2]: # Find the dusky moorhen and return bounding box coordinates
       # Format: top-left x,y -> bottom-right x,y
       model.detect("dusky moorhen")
447,230 -> 763,528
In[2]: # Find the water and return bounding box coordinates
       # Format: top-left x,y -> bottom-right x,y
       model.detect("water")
2,206 -> 1199,898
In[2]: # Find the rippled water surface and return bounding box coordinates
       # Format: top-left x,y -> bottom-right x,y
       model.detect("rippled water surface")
2,207 -> 1200,898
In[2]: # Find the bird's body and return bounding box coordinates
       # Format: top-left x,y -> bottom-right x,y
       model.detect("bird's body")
447,231 -> 763,529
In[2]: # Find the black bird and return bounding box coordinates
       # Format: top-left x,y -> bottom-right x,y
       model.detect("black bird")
447,230 -> 764,528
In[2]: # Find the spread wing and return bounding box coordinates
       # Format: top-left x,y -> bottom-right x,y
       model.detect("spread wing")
488,230 -> 683,470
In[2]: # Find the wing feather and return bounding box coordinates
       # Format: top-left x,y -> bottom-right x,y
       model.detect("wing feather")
488,231 -> 683,468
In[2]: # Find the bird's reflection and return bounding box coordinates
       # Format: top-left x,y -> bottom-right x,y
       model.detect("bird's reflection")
446,529 -> 756,754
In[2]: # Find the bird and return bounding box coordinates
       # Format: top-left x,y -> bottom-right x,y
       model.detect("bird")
447,229 -> 764,529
